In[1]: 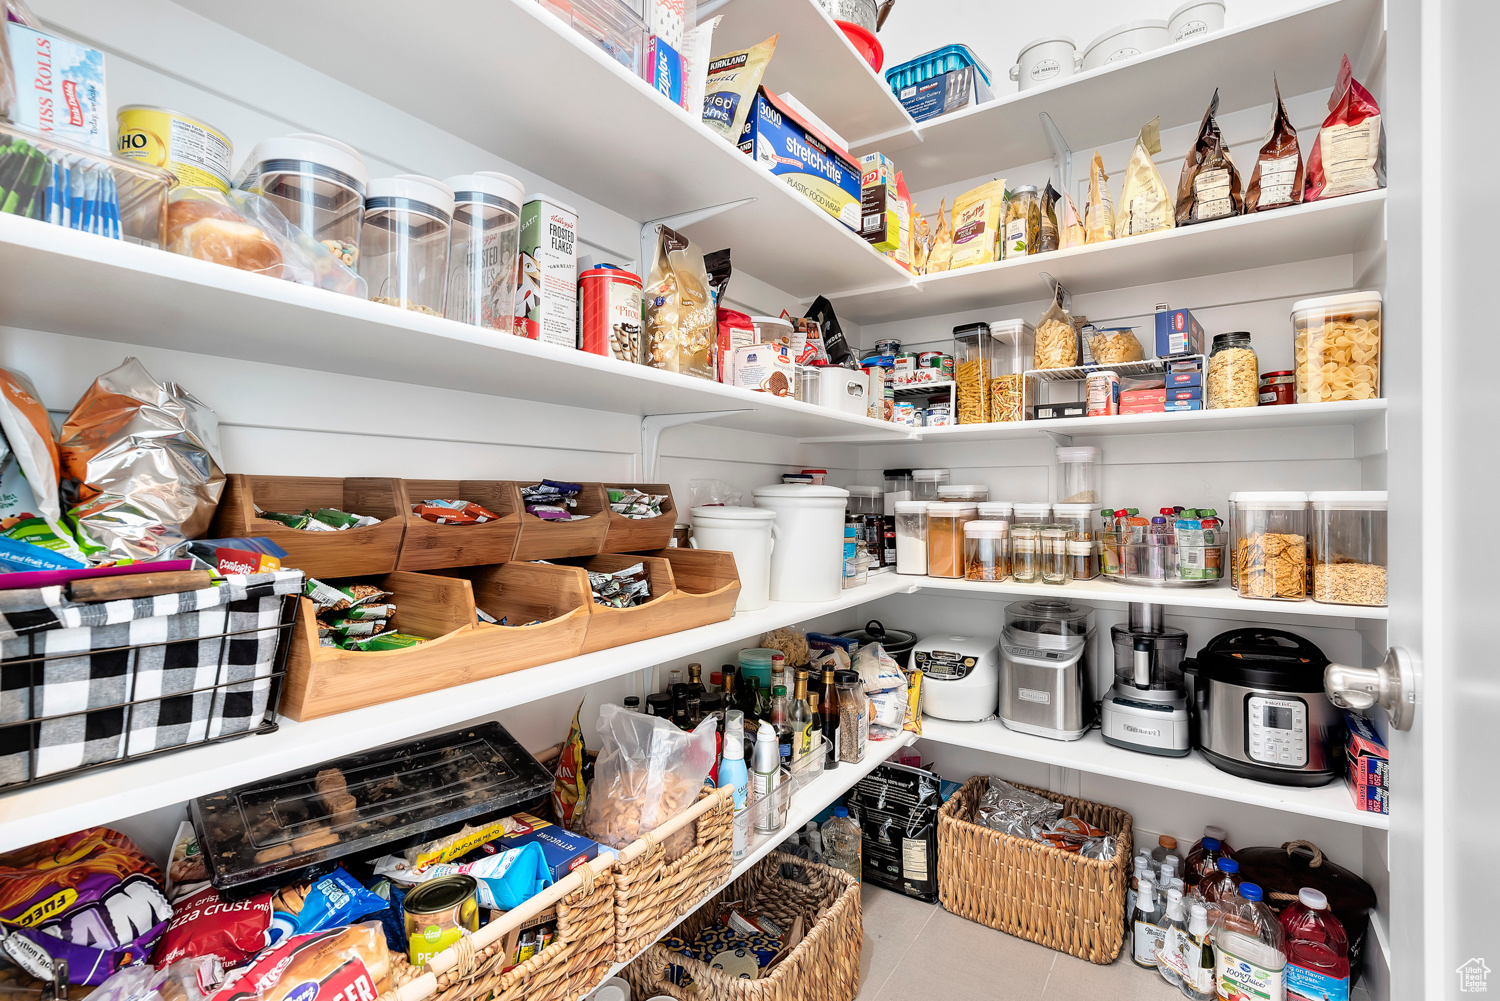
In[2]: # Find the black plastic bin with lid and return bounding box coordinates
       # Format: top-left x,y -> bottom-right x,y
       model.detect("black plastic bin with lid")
837,619 -> 918,667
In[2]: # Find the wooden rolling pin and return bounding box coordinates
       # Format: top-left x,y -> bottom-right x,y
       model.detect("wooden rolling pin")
67,570 -> 214,602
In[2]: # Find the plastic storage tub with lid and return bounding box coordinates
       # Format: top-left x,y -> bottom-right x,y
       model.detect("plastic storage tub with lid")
1010,36 -> 1080,91
913,469 -> 950,502
445,172 -> 524,332
1013,502 -> 1052,526
964,520 -> 1009,581
752,484 -> 849,602
885,43 -> 992,93
1308,491 -> 1387,606
359,174 -> 455,316
1050,503 -> 1097,540
989,318 -> 1037,422
1081,19 -> 1170,70
847,484 -> 884,517
1233,491 -> 1309,601
690,506 -> 777,612
926,502 -> 978,579
1292,291 -> 1382,404
977,501 -> 1013,524
751,315 -> 794,347
1055,446 -> 1102,505
953,322 -> 992,425
894,501 -> 928,575
938,484 -> 990,503
235,133 -> 368,266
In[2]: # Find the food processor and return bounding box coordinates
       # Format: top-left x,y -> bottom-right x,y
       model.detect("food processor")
998,598 -> 1095,740
1101,602 -> 1190,756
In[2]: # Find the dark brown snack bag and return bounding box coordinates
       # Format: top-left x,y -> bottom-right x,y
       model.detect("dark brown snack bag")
1246,77 -> 1305,212
1038,182 -> 1061,253
1175,88 -> 1243,225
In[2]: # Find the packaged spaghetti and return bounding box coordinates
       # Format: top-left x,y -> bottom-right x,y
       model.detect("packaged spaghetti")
1305,54 -> 1385,200
1085,151 -> 1115,243
1175,89 -> 1243,225
1118,118 -> 1175,236
950,179 -> 1006,269
1246,77 -> 1305,212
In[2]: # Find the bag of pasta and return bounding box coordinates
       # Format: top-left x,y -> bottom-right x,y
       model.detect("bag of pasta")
927,198 -> 953,273
1059,190 -> 1086,249
1175,89 -> 1243,225
646,225 -> 715,380
950,179 -> 1006,269
1085,151 -> 1115,243
1118,117 -> 1175,236
1034,285 -> 1079,370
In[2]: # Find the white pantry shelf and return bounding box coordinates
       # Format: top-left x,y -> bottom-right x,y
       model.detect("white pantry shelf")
0,214 -> 913,443
826,190 -> 1387,324
919,717 -> 1387,830
171,0 -> 906,298
851,0 -> 1384,191
0,574 -> 911,853
708,0 -> 915,143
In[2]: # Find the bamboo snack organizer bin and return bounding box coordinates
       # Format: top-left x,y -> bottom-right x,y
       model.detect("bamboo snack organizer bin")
937,776 -> 1132,965
639,548 -> 740,630
212,474 -> 406,577
397,480 -> 524,570
280,563 -> 591,721
512,481 -> 611,561
600,482 -> 677,553
568,554 -> 679,654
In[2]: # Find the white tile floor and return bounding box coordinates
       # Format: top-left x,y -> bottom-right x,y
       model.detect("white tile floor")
855,884 -> 1372,1001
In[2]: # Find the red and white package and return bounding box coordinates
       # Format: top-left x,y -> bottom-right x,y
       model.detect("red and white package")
153,886 -> 273,969
1305,54 -> 1385,200
210,923 -> 389,1001
715,309 -> 756,383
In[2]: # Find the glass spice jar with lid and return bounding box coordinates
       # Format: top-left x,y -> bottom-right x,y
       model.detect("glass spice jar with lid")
1041,526 -> 1074,584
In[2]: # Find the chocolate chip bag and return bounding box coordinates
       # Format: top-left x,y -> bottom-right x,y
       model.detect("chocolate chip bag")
1305,54 -> 1385,200
645,226 -> 715,380
1246,76 -> 1305,212
1175,89 -> 1244,225
1118,117 -> 1176,237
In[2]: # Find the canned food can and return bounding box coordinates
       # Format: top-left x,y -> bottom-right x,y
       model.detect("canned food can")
893,352 -> 918,374
404,874 -> 480,967
874,339 -> 901,356
1086,370 -> 1120,416
917,350 -> 944,369
116,105 -> 233,191
579,267 -> 643,362
1258,370 -> 1295,406
939,355 -> 955,378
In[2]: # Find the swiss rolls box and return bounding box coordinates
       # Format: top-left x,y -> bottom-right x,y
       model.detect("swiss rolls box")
739,88 -> 861,231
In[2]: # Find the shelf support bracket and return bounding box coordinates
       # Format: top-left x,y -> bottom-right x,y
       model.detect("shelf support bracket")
642,411 -> 750,481
641,198 -> 758,275
1040,112 -> 1073,194
1040,430 -> 1073,447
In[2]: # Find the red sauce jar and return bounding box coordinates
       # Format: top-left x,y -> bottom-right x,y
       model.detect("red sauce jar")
1259,370 -> 1296,406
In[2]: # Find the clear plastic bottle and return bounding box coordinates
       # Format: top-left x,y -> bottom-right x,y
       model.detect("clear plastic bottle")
1127,853 -> 1150,929
1151,835 -> 1180,873
1199,857 -> 1242,906
1188,825 -> 1234,863
1280,887 -> 1350,1001
1213,883 -> 1287,1001
1185,837 -> 1226,888
821,805 -> 863,882
1132,878 -> 1165,970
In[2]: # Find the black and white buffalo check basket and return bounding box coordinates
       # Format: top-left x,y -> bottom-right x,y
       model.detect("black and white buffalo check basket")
0,569 -> 304,789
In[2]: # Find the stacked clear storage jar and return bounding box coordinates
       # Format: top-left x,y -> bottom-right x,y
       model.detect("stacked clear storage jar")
445,171 -> 524,332
358,174 -> 455,315
1309,491 -> 1387,606
894,501 -> 928,575
1013,502 -> 1052,527
952,323 -> 991,424
964,520 -> 1009,581
913,469 -> 950,502
1054,446 -> 1102,505
236,133 -> 368,268
926,503 -> 977,578
989,318 -> 1037,422
1233,491 -> 1309,600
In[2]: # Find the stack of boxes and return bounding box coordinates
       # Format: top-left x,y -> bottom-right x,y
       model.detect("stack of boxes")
1117,305 -> 1206,416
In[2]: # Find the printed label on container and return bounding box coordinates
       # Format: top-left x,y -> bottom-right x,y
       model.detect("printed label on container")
1258,153 -> 1300,206
1193,167 -> 1233,220
1132,920 -> 1164,967
1319,116 -> 1381,197
901,838 -> 929,880
515,200 -> 577,348
1287,964 -> 1350,1001
1216,943 -> 1285,1000
1004,217 -> 1029,257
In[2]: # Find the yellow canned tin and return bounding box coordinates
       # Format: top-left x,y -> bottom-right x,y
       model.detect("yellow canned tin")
116,105 -> 233,191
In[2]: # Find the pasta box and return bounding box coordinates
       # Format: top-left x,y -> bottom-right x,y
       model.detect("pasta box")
496,813 -> 602,880
1032,401 -> 1088,420
1163,399 -> 1203,412
1155,306 -> 1205,357
738,87 -> 861,231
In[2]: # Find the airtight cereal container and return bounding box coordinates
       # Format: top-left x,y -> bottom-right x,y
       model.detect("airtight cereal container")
1292,292 -> 1382,404
235,133 -> 368,267
1233,491 -> 1309,601
1309,491 -> 1387,606
1081,19 -> 1169,70
989,318 -> 1036,422
359,174 -> 455,316
445,172 -> 524,332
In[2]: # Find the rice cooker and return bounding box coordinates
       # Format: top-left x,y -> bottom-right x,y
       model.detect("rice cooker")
1184,628 -> 1342,787
912,633 -> 1000,722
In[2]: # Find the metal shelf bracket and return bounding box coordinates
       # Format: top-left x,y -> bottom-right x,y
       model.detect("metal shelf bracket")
641,411 -> 749,480
640,198 -> 758,274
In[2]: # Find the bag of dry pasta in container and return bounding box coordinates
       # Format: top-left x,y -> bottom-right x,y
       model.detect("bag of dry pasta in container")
1085,151 -> 1115,243
1034,285 -> 1080,370
585,704 -> 717,858
645,225 -> 715,380
1246,76 -> 1305,212
1305,54 -> 1385,200
1175,89 -> 1243,225
1118,117 -> 1175,236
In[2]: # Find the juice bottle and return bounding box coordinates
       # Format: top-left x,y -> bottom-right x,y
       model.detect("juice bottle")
1280,888 -> 1350,1001
1187,825 -> 1234,864
1213,883 -> 1286,1001
1185,837 -> 1225,888
1199,857 -> 1242,906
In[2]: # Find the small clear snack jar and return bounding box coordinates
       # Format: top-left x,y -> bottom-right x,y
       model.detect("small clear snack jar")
235,133 -> 368,266
1050,502 -> 1096,541
913,469 -> 950,502
1309,491 -> 1387,606
445,171 -> 524,333
359,174 -> 455,316
1292,291 -> 1382,403
964,520 -> 1009,581
1233,491 -> 1309,600
1054,446 -> 1102,504
1041,526 -> 1073,584
1011,525 -> 1042,583
1013,502 -> 1052,527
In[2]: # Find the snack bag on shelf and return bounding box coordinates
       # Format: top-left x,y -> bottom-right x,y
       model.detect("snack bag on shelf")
911,205 -> 931,273
1059,189 -> 1086,249
585,704 -> 717,855
1175,88 -> 1243,225
1118,117 -> 1175,236
552,699 -> 588,830
1305,54 -> 1385,200
645,225 -> 715,380
1038,182 -> 1060,252
1246,77 -> 1305,212
927,198 -> 953,272
949,178 -> 1006,269
1085,151 -> 1115,243
702,34 -> 777,140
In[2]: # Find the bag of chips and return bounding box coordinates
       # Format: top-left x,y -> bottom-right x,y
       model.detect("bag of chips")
949,179 -> 1006,269
0,367 -> 87,567
1118,117 -> 1175,237
645,226 -> 715,380
1175,89 -> 1243,225
209,923 -> 390,1001
1246,77 -> 1305,212
702,35 -> 778,140
553,699 -> 588,830
926,198 -> 953,272
1085,151 -> 1115,243
1305,54 -> 1385,200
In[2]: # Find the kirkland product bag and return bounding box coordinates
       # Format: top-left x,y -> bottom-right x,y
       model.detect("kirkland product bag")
702,34 -> 777,140
1246,77 -> 1305,212
1305,54 -> 1385,200
1175,89 -> 1243,225
1118,118 -> 1175,236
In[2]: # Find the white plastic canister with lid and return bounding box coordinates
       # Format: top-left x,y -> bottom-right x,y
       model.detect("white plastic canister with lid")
751,484 -> 850,602
689,506 -> 777,611
1169,0 -> 1226,42
1010,36 -> 1080,90
1081,19 -> 1170,70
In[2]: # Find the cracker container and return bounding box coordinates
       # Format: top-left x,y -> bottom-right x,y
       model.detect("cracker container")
235,133 -> 368,266
1292,291 -> 1383,403
359,174 -> 455,316
1233,491 -> 1309,601
1309,491 -> 1388,606
445,172 -> 524,332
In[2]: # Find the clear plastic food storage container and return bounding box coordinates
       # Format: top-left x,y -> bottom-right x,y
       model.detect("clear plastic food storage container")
1013,502 -> 1052,527
953,322 -> 991,424
989,318 -> 1037,422
1011,525 -> 1041,583
1055,446 -> 1102,504
895,501 -> 928,575
1309,491 -> 1387,606
847,485 -> 883,517
977,501 -> 1012,526
926,502 -> 977,578
1069,539 -> 1099,580
913,469 -> 950,502
964,520 -> 1009,581
235,133 -> 368,266
445,172 -> 523,332
1233,491 -> 1309,600
1041,526 -> 1073,584
1050,502 -> 1096,542
359,174 -> 455,315
538,0 -> 647,74
1292,291 -> 1382,403
938,484 -> 990,503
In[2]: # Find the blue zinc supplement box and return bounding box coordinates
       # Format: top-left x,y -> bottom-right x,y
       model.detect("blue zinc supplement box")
739,87 -> 861,230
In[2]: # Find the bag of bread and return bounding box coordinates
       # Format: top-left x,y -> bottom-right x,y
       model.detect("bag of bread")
1118,117 -> 1175,237
1085,151 -> 1115,243
585,703 -> 717,856
1305,54 -> 1385,200
645,225 -> 715,380
911,206 -> 931,273
1175,89 -> 1243,226
1034,284 -> 1080,370
927,198 -> 953,273
210,923 -> 389,1001
1246,77 -> 1305,212
950,179 -> 1006,269
703,34 -> 778,140
1038,182 -> 1061,253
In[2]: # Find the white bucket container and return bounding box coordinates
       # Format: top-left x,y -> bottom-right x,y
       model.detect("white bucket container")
751,484 -> 850,603
1169,0 -> 1226,42
689,506 -> 777,611
1081,19 -> 1170,71
1009,36 -> 1080,91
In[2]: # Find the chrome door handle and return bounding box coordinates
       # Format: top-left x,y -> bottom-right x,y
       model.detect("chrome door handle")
1324,647 -> 1416,731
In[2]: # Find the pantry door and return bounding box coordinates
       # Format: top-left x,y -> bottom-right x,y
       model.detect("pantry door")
1385,0 -> 1498,997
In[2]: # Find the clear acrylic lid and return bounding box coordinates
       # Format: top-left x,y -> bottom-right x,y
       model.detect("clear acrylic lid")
895,501 -> 929,514
964,521 -> 1008,537
847,485 -> 883,498
927,502 -> 979,517
977,502 -> 1013,517
1004,597 -> 1094,636
1234,490 -> 1308,510
1055,446 -> 1101,462
1051,502 -> 1096,519
913,469 -> 950,482
1013,502 -> 1052,517
366,174 -> 455,218
1308,490 -> 1387,511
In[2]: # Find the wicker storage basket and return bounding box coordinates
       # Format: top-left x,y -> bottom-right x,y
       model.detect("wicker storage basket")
611,783 -> 735,963
391,854 -> 617,1001
937,775 -> 1132,964
623,853 -> 861,1001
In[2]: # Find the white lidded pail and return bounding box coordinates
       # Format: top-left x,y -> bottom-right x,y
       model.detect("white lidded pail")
690,506 -> 777,611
